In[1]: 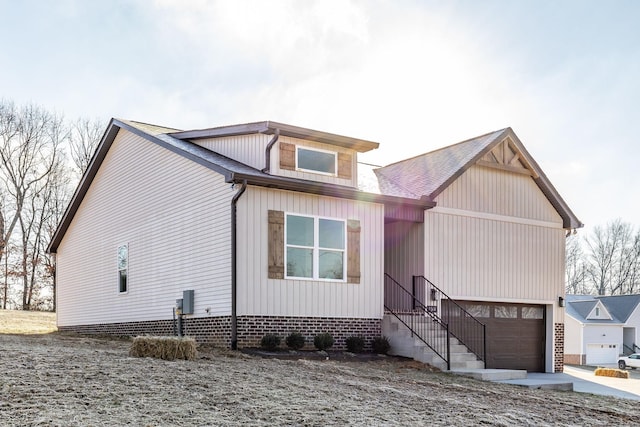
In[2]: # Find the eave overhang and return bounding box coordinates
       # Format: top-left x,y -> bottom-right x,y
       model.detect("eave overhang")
168,121 -> 379,153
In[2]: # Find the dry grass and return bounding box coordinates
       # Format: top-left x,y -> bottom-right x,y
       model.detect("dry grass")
0,309 -> 56,334
2,312 -> 640,425
129,335 -> 197,360
595,367 -> 630,379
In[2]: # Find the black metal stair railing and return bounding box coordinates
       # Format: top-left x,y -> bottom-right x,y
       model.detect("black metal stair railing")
414,275 -> 486,364
384,273 -> 451,370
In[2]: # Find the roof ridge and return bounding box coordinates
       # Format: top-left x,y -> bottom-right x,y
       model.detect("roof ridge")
379,128 -> 509,169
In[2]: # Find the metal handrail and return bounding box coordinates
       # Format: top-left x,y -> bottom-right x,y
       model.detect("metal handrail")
414,276 -> 486,363
384,274 -> 450,369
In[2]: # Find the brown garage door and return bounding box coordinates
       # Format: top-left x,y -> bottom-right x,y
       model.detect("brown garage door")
456,301 -> 546,372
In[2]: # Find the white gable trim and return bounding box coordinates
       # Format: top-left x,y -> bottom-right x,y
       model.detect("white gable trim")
429,206 -> 563,229
587,301 -> 613,320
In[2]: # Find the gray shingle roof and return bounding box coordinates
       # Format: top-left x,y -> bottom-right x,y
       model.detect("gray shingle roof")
374,129 -> 507,200
565,294 -> 640,324
596,295 -> 640,323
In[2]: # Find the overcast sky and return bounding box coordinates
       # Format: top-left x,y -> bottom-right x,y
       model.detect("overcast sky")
1,0 -> 638,233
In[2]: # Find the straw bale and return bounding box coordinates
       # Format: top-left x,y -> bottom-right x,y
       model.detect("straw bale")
129,336 -> 197,361
594,367 -> 629,379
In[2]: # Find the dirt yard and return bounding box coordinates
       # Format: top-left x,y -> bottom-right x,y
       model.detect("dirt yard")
1,312 -> 640,426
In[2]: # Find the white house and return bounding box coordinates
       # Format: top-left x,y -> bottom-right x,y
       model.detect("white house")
565,294 -> 640,365
48,120 -> 581,372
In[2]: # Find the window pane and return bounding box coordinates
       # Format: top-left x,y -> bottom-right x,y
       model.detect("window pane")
495,306 -> 517,318
119,271 -> 127,293
287,247 -> 313,278
522,306 -> 544,319
118,245 -> 128,270
287,215 -> 314,246
319,219 -> 344,249
297,148 -> 336,174
319,250 -> 343,279
466,304 -> 490,318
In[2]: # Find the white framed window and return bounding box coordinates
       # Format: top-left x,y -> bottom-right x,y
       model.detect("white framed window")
285,213 -> 346,281
296,146 -> 337,176
117,244 -> 128,293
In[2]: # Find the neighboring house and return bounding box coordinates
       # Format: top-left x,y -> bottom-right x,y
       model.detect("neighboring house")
565,294 -> 640,365
48,120 -> 581,373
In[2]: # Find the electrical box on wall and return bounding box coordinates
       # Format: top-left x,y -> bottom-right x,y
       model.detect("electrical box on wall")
182,290 -> 194,315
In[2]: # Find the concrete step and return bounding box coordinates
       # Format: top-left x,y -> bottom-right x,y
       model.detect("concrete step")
450,369 -> 527,381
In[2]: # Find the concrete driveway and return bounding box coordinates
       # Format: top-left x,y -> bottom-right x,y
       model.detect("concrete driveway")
525,365 -> 640,400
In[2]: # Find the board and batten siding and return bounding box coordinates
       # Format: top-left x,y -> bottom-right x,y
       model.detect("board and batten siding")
236,186 -> 384,318
271,136 -> 358,188
193,134 -> 271,171
384,221 -> 424,290
56,129 -> 234,327
424,164 -> 566,316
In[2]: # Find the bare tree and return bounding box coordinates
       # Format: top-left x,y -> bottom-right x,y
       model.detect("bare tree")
565,234 -> 589,294
579,219 -> 640,296
0,101 -> 66,309
68,117 -> 102,176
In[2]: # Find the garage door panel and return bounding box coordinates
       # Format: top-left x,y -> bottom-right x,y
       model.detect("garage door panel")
454,301 -> 545,372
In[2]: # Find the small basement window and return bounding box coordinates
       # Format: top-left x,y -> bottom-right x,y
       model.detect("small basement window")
296,147 -> 337,176
118,244 -> 128,293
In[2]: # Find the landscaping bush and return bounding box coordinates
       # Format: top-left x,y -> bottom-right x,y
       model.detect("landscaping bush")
371,336 -> 391,355
595,367 -> 629,379
345,336 -> 365,353
285,331 -> 306,350
313,332 -> 335,351
260,334 -> 281,351
129,336 -> 197,361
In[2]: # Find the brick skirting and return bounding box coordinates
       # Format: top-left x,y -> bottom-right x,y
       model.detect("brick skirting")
554,322 -> 564,372
563,354 -> 586,365
58,315 -> 381,350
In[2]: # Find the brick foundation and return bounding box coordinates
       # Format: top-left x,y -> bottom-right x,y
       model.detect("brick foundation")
554,322 -> 564,372
563,354 -> 585,365
58,315 -> 381,350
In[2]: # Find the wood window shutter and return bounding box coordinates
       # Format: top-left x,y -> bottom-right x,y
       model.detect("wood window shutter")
347,219 -> 361,284
338,152 -> 353,179
279,142 -> 295,171
268,210 -> 285,279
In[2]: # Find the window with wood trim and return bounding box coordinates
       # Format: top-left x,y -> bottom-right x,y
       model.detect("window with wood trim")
296,147 -> 337,176
286,214 -> 345,280
268,210 -> 360,283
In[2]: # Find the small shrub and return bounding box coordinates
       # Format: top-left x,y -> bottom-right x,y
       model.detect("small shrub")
346,336 -> 365,353
314,332 -> 335,351
260,334 -> 281,351
371,336 -> 391,355
595,367 -> 629,379
285,331 -> 306,350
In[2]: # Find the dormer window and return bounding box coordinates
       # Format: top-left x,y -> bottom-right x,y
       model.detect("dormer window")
595,307 -> 600,316
296,147 -> 337,176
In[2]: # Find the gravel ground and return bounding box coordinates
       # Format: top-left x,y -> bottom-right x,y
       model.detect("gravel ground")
1,333 -> 640,426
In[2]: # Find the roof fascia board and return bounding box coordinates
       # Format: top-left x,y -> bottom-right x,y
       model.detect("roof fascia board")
169,121 -> 379,153
505,130 -> 583,229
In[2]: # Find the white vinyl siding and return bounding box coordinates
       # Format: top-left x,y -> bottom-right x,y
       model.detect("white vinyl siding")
56,129 -> 234,327
194,133 -> 271,171
384,221 -> 424,293
236,186 -> 384,318
437,165 -> 562,223
273,136 -> 357,188
424,163 -> 566,321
